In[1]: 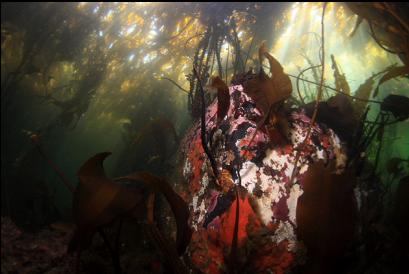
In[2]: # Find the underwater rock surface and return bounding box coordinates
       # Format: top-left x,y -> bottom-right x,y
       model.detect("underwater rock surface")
177,84 -> 348,273
1,217 -> 75,274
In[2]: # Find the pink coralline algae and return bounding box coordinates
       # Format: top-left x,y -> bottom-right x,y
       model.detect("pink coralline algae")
177,84 -> 347,273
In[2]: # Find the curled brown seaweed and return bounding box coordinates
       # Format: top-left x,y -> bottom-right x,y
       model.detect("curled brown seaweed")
210,76 -> 230,123
68,152 -> 191,273
243,42 -> 292,115
68,152 -> 144,253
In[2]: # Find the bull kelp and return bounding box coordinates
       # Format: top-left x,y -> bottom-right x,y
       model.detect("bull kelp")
1,2 -> 408,274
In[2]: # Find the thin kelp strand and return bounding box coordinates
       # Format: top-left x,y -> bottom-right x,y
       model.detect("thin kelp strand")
289,2 -> 328,188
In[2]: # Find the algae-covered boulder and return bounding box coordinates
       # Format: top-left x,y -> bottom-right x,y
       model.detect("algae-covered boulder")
174,81 -> 355,273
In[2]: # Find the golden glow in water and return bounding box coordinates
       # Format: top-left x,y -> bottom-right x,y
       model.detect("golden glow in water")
271,2 -> 403,100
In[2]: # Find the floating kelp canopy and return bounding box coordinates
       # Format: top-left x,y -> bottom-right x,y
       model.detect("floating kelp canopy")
1,2 -> 288,214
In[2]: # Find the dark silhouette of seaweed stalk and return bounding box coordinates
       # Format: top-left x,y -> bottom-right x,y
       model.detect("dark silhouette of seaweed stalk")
289,3 -> 328,187
192,67 -> 220,184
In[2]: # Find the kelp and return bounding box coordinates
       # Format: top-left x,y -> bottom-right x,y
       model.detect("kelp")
242,42 -> 292,115
132,118 -> 179,164
187,4 -> 247,118
304,56 -> 409,146
373,65 -> 409,97
330,54 -> 351,96
36,45 -> 107,133
296,64 -> 322,105
68,152 -> 144,253
304,94 -> 359,144
352,75 -> 376,115
144,193 -> 188,274
259,42 -> 293,104
132,118 -> 178,147
240,43 -> 293,157
351,66 -> 394,115
289,2 -> 327,190
114,171 -> 192,255
296,160 -> 357,274
2,3 -> 408,273
348,16 -> 363,38
29,133 -> 75,193
210,76 -> 230,123
347,3 -> 409,68
193,67 -> 220,182
68,152 -> 191,273
380,94 -> 409,121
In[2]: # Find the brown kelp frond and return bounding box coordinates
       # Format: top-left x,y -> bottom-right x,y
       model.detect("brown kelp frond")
303,94 -> 359,144
114,171 -> 192,255
69,152 -> 144,253
296,160 -> 357,274
244,41 -> 292,115
260,41 -> 293,103
380,94 -> 409,121
145,193 -> 189,274
373,66 -> 409,97
346,3 -> 409,68
210,76 -> 230,123
352,72 -> 380,114
348,17 -> 363,37
160,77 -> 190,94
77,151 -> 111,180
241,42 -> 293,158
330,54 -> 351,96
131,118 -> 179,165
